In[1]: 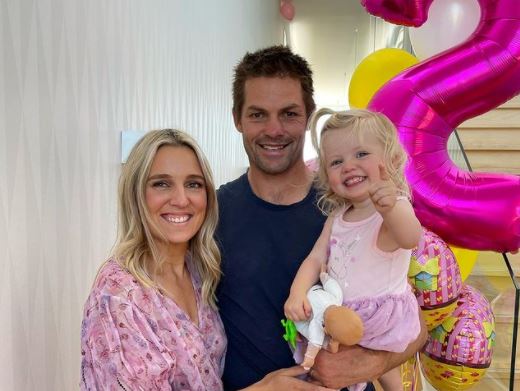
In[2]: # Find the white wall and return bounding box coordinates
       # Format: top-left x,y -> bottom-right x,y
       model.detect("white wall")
0,0 -> 282,389
291,0 -> 409,110
290,0 -> 410,161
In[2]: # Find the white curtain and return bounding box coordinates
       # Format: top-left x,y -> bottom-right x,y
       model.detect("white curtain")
0,0 -> 282,389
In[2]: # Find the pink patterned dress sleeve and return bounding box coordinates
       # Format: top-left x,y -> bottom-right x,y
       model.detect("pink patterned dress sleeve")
80,259 -> 226,391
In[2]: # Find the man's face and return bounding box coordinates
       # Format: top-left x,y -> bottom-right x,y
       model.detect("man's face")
234,77 -> 308,175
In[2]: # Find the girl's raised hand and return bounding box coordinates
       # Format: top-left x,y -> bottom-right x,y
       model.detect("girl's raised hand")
369,164 -> 397,214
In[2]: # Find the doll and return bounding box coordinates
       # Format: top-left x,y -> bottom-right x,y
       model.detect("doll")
293,271 -> 364,369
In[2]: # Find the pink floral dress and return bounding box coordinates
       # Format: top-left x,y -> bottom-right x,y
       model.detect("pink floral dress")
80,258 -> 226,391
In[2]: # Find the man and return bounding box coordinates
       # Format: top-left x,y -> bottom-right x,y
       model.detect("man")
216,45 -> 426,390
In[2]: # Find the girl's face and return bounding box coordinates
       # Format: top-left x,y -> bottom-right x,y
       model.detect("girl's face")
322,127 -> 385,203
145,145 -> 207,253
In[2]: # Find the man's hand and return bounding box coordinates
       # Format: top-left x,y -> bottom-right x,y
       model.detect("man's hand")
310,344 -> 387,389
310,309 -> 428,389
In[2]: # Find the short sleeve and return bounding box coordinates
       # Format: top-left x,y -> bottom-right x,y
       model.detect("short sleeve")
321,274 -> 343,305
81,293 -> 175,391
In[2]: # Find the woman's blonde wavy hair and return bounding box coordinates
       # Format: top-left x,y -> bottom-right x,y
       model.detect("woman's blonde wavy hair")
309,108 -> 410,215
113,129 -> 221,308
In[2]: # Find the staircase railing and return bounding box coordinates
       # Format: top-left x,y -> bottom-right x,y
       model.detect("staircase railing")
449,129 -> 519,391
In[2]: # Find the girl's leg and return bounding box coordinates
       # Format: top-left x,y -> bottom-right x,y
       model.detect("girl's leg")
378,367 -> 403,391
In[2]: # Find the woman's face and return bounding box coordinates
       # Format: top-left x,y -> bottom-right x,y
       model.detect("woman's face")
145,145 -> 207,251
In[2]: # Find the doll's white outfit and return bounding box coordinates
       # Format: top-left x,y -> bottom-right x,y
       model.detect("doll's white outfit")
293,272 -> 343,352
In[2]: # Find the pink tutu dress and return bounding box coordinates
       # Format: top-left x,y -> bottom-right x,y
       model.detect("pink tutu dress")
326,203 -> 420,391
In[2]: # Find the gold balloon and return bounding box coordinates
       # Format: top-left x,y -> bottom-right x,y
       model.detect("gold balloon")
420,353 -> 488,390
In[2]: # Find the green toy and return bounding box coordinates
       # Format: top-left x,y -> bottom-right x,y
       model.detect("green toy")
281,318 -> 297,349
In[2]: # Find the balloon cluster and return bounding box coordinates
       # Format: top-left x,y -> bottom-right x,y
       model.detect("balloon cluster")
356,0 -> 520,253
350,0 -> 518,388
409,229 -> 495,390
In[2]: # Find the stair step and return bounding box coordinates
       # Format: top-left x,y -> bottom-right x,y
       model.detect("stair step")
458,129 -> 520,151
461,108 -> 520,129
499,95 -> 520,109
467,251 -> 520,278
462,150 -> 520,174
455,94 -> 520,175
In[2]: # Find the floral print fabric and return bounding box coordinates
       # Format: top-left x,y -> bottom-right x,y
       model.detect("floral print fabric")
80,259 -> 226,391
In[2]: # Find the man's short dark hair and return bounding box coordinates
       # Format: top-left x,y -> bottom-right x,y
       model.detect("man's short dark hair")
232,45 -> 316,120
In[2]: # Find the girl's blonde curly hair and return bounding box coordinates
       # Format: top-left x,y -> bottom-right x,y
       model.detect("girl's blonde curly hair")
309,108 -> 410,215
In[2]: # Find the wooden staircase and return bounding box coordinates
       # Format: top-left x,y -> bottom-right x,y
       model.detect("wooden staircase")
457,95 -> 520,174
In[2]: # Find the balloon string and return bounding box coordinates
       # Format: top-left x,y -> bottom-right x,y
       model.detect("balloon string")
400,354 -> 419,390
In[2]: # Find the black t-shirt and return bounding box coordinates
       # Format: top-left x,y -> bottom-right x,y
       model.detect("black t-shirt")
216,174 -> 326,390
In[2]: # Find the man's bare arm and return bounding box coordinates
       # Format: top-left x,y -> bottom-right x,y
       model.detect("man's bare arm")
310,309 -> 428,389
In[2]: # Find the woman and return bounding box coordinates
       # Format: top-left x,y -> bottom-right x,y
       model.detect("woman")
80,129 -> 226,390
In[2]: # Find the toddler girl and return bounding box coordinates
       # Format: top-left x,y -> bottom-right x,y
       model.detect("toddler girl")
284,108 -> 422,391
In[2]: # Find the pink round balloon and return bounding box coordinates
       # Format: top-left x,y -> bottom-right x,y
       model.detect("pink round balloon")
361,0 -> 434,27
409,229 -> 463,330
409,229 -> 462,309
280,0 -> 295,21
361,0 -> 520,252
420,284 -> 495,389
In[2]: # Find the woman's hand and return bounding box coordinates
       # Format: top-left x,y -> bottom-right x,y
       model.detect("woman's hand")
243,366 -> 335,391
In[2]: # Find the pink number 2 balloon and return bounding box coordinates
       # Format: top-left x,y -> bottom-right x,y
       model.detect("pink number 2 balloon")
361,0 -> 520,253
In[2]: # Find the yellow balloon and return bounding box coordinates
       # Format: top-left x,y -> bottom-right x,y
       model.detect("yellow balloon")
449,246 -> 478,282
348,48 -> 419,109
420,353 -> 488,391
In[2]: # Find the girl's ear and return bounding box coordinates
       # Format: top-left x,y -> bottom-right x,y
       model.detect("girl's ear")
389,152 -> 405,172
